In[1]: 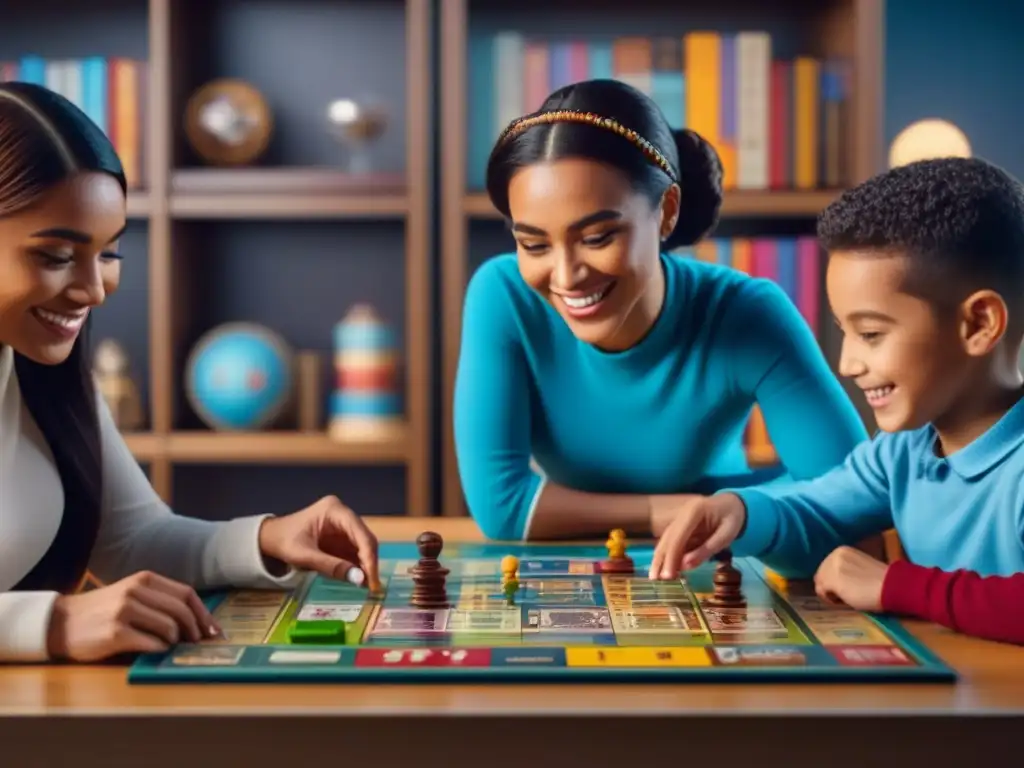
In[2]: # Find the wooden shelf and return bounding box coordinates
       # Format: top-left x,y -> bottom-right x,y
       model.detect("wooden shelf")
123,430 -> 408,465
463,189 -> 843,219
122,432 -> 164,461
126,192 -> 151,219
169,168 -> 408,218
166,431 -> 408,464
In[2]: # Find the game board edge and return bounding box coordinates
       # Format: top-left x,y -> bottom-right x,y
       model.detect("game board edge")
126,657 -> 957,684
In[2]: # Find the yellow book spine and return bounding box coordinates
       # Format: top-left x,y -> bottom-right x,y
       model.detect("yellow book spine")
684,33 -> 722,177
794,57 -> 820,189
114,59 -> 139,189
730,237 -> 752,274
694,240 -> 717,262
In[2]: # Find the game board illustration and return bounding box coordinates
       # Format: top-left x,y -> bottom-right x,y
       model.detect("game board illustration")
128,533 -> 956,683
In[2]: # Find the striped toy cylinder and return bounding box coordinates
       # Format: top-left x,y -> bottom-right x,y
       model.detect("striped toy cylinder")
328,303 -> 404,443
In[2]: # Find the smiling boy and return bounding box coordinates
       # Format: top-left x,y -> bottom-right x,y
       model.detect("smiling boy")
650,156 -> 1024,644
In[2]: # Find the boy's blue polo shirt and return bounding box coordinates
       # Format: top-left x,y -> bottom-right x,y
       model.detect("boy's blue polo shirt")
732,394 -> 1024,578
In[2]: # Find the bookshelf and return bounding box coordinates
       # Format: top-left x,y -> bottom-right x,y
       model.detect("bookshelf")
439,0 -> 885,517
2,0 -> 433,520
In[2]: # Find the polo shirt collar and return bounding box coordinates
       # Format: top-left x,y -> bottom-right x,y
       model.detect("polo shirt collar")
939,393 -> 1024,479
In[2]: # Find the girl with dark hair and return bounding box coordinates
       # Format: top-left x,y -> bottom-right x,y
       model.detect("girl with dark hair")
0,83 -> 380,663
454,79 -> 867,542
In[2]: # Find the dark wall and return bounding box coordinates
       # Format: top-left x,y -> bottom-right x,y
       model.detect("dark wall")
884,0 -> 1024,179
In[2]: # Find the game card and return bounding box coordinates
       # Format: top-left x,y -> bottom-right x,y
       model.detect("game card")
701,606 -> 787,635
612,605 -> 705,633
297,603 -> 365,622
170,645 -> 244,666
447,608 -> 521,633
788,595 -> 855,614
522,578 -> 594,593
209,595 -> 285,645
370,607 -> 449,635
520,578 -> 598,606
527,608 -> 612,632
518,558 -> 594,576
802,615 -> 893,645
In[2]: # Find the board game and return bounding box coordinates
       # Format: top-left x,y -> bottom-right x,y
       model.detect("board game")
128,532 -> 956,683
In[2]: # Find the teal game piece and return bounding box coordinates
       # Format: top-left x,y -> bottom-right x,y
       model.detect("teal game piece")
288,620 -> 345,644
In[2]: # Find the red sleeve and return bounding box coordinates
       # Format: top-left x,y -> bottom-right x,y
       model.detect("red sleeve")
881,559 -> 1024,645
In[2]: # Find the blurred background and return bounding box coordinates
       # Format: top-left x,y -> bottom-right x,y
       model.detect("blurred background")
1,0 -> 1017,523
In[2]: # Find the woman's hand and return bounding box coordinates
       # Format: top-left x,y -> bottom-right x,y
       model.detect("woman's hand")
258,495 -> 381,591
46,571 -> 220,662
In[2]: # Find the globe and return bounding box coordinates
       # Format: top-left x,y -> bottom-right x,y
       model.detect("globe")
185,323 -> 293,431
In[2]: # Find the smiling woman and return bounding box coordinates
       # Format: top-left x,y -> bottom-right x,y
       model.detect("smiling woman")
453,79 -> 869,542
0,83 -> 384,667
0,83 -> 129,595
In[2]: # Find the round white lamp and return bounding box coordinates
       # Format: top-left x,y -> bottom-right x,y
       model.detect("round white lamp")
888,118 -> 972,168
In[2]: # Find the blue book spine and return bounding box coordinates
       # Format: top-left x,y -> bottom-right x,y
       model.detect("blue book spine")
467,33 -> 495,191
18,56 -> 46,85
775,238 -> 798,302
549,42 -> 572,91
80,57 -> 108,135
588,41 -> 614,80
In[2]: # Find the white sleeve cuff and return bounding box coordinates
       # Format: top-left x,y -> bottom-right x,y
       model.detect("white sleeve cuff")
205,515 -> 303,590
0,591 -> 58,662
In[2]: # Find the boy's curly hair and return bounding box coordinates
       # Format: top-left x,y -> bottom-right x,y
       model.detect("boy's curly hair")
817,157 -> 1024,306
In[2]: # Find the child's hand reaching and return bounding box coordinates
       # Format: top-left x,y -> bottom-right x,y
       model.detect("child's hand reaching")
813,546 -> 889,611
648,493 -> 747,579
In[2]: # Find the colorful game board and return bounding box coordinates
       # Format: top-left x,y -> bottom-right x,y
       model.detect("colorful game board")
128,540 -> 956,683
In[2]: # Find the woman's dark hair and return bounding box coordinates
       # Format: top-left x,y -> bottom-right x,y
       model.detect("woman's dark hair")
0,82 -> 127,594
486,79 -> 723,250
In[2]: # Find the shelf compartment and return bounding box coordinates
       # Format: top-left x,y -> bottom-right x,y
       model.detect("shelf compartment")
169,168 -> 408,218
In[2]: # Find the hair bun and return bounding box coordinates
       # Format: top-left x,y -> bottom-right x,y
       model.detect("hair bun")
664,128 -> 723,250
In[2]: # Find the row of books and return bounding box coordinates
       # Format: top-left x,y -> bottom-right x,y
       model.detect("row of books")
0,56 -> 148,190
469,31 -> 847,194
674,236 -> 823,462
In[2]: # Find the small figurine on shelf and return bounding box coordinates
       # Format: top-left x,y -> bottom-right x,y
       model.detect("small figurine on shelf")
92,338 -> 144,430
500,555 -> 520,606
329,303 -> 404,443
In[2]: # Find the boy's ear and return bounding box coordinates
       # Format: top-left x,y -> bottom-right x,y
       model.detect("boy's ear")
958,289 -> 1008,355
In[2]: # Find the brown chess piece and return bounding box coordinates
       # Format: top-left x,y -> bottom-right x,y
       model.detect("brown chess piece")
705,550 -> 746,608
408,531 -> 449,608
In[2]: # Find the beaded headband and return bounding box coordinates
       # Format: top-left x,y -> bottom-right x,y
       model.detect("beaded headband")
496,109 -> 677,183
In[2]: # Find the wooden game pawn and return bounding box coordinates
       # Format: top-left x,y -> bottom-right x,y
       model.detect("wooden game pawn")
600,555 -> 635,574
704,553 -> 746,608
409,531 -> 450,608
409,564 -> 449,608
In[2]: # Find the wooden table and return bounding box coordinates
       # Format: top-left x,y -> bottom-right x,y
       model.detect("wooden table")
2,517 -> 1022,767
